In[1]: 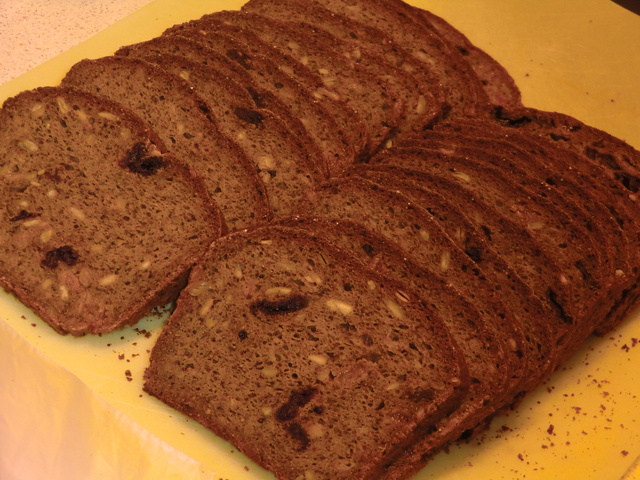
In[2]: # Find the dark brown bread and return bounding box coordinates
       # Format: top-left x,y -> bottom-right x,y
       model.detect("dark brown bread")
131,53 -> 327,217
369,146 -> 617,341
115,35 -> 330,178
316,0 -> 490,117
270,216 -> 518,445
144,225 -> 469,480
0,86 -> 222,336
417,8 -> 522,108
295,176 -> 558,391
400,121 -> 640,341
492,106 -> 640,193
61,56 -> 271,231
241,0 -> 447,136
162,20 -> 367,173
182,10 -> 406,156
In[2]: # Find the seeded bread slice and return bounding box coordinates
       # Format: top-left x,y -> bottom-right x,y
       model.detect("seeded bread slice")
144,225 -> 469,480
316,0 -> 490,117
369,147 -> 614,338
241,0 -> 446,136
162,21 -> 367,172
132,53 -> 326,217
295,176 -> 557,393
417,8 -> 522,108
492,106 -> 640,194
271,215 -> 517,438
61,56 -> 271,231
115,35 -> 329,179
0,86 -> 222,336
184,10 -> 406,156
400,123 -> 640,345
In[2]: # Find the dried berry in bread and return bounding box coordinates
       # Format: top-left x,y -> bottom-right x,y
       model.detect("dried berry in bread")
0,86 -> 222,335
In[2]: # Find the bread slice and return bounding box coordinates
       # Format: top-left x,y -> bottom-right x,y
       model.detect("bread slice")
417,8 -> 522,108
0,86 -> 222,336
61,56 -> 271,231
162,20 -> 367,173
492,106 -> 640,194
128,53 -> 327,217
316,0 -> 490,117
295,176 -> 557,392
241,0 -> 446,136
144,225 -> 469,480
369,146 -> 615,340
114,35 -> 330,179
181,10 -> 406,156
399,122 -> 640,344
271,216 -> 518,437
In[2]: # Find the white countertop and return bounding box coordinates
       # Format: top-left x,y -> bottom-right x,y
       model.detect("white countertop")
0,0 -> 154,85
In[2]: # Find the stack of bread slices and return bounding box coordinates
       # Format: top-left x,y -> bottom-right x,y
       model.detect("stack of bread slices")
1,0 -> 639,479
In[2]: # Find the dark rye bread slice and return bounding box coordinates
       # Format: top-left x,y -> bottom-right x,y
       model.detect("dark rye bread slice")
61,56 -> 270,232
414,120 -> 640,335
417,8 -> 522,108
295,176 -> 557,393
271,216 -> 517,437
186,10 -> 405,156
162,21 -> 367,173
130,53 -> 326,217
115,35 -> 329,179
350,164 -> 578,354
492,106 -> 640,194
241,0 -> 446,136
144,225 -> 470,480
0,86 -> 222,336
317,0 -> 490,117
369,147 -> 614,336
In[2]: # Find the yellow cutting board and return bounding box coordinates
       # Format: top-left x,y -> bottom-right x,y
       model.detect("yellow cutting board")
1,1 -> 640,479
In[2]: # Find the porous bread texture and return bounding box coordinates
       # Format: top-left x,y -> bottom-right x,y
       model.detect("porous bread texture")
0,86 -> 222,336
136,52 -> 327,217
161,17 -> 369,171
144,226 -> 469,480
61,56 -> 271,231
3,0 -> 640,479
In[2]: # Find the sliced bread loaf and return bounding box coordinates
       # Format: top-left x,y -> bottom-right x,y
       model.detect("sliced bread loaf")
129,53 -> 326,217
114,35 -> 329,178
0,86 -> 222,336
161,20 -> 367,172
61,56 -> 271,231
144,225 -> 469,480
241,0 -> 446,136
295,176 -> 558,392
316,0 -> 490,117
181,10 -> 406,155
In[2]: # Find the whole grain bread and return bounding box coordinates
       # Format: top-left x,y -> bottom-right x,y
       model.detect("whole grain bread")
316,0 -> 490,117
241,0 -> 447,135
61,56 -> 271,231
162,20 -> 367,172
180,10 -> 406,155
0,86 -> 222,335
295,175 -> 558,391
131,53 -> 326,217
114,35 -> 330,178
144,225 -> 469,480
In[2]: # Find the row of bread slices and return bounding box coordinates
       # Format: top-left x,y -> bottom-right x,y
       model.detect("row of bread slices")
2,0 -> 640,478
